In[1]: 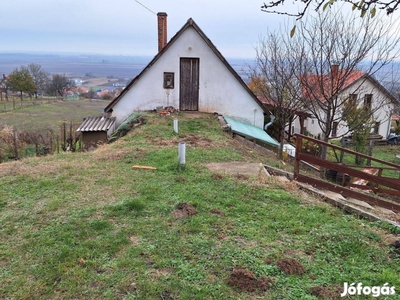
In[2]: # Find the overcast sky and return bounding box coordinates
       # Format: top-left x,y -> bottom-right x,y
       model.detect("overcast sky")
0,0 -> 295,59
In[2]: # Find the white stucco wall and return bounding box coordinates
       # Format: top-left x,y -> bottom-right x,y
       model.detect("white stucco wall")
110,26 -> 265,128
293,77 -> 393,139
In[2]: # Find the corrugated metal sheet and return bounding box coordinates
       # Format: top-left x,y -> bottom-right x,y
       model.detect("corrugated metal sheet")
223,116 -> 279,147
76,116 -> 116,132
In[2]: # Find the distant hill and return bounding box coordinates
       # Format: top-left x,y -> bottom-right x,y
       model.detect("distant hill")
1,52 -> 398,89
0,53 -> 152,79
0,52 -> 252,82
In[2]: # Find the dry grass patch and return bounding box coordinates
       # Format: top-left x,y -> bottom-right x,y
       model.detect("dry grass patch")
0,158 -> 62,177
148,268 -> 173,280
148,134 -> 230,150
0,154 -> 94,178
129,235 -> 141,246
92,146 -> 133,161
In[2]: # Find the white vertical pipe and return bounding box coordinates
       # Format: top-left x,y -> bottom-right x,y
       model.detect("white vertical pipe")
173,119 -> 178,134
178,142 -> 186,165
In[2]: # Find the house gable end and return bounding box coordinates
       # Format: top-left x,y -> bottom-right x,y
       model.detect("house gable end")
341,74 -> 398,104
104,18 -> 264,113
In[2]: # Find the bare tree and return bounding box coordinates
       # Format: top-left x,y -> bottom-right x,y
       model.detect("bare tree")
294,10 -> 399,159
27,63 -> 49,99
46,74 -> 75,98
248,31 -> 304,158
0,74 -> 9,102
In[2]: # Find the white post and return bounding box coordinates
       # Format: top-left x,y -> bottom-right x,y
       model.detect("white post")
178,142 -> 186,166
173,119 -> 178,134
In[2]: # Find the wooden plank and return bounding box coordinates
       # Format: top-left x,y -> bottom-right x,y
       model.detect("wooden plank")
352,167 -> 380,186
298,152 -> 400,191
296,174 -> 400,213
295,133 -> 400,170
293,134 -> 400,200
132,165 -> 157,170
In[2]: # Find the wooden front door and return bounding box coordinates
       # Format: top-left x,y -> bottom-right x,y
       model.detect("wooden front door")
180,58 -> 199,111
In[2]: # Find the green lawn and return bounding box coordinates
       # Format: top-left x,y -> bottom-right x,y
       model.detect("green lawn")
0,113 -> 399,299
326,140 -> 400,179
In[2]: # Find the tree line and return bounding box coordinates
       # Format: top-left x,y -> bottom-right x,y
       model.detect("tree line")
0,63 -> 76,102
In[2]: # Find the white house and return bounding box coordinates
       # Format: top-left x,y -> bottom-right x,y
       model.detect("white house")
294,67 -> 397,139
104,13 -> 266,129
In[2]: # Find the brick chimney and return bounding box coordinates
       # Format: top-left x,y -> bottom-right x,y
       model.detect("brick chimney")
157,12 -> 168,52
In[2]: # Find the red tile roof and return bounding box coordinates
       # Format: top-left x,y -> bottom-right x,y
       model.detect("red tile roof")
257,95 -> 276,106
301,70 -> 365,102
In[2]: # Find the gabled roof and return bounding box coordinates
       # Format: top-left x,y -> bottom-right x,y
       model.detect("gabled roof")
105,18 -> 264,112
76,116 -> 116,132
257,95 -> 276,106
301,70 -> 364,102
347,73 -> 398,103
301,69 -> 397,103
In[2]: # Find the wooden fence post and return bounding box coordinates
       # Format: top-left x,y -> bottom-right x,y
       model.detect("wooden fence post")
13,130 -> 19,160
294,134 -> 302,179
50,133 -> 53,154
63,122 -> 66,151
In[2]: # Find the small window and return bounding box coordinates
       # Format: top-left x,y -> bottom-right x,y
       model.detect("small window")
163,72 -> 174,89
364,94 -> 372,111
332,122 -> 338,137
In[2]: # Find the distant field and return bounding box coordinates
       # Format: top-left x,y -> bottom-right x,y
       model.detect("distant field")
0,99 -> 111,133
0,53 -> 150,78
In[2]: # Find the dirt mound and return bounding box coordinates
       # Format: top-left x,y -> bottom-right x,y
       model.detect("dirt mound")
227,266 -> 274,292
210,209 -> 225,216
276,258 -> 305,275
178,133 -> 213,147
257,275 -> 275,291
172,202 -> 197,218
234,174 -> 249,180
392,240 -> 400,254
175,176 -> 186,183
310,285 -> 343,299
160,290 -> 174,300
212,173 -> 223,180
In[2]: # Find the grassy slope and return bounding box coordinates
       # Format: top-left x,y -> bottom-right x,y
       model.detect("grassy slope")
1,113 -> 399,299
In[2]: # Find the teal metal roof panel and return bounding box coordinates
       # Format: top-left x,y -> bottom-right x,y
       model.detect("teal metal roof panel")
224,116 -> 279,147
